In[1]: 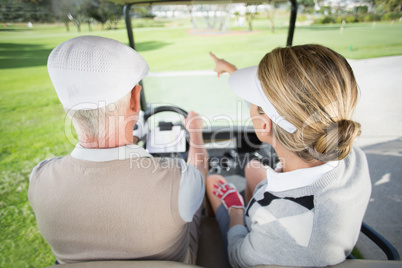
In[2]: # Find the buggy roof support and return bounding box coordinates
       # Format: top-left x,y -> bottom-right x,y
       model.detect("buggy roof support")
123,3 -> 147,110
121,0 -> 298,110
287,0 -> 297,46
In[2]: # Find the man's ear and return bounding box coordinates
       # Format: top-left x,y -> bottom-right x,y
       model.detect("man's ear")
261,114 -> 272,136
130,85 -> 142,113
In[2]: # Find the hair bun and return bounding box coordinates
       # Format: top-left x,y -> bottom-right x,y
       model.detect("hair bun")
310,119 -> 361,161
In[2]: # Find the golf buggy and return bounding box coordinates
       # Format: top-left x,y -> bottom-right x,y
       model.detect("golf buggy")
51,0 -> 400,267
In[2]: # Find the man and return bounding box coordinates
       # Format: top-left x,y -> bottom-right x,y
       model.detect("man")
28,36 -> 208,265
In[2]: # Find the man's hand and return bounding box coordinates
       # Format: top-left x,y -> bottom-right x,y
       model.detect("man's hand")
184,111 -> 208,179
209,52 -> 238,77
183,111 -> 203,140
213,181 -> 244,212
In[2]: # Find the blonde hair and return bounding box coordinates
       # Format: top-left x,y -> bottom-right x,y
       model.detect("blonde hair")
66,93 -> 131,142
258,44 -> 361,162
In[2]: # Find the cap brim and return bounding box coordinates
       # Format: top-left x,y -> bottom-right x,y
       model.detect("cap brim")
228,66 -> 266,108
228,66 -> 297,133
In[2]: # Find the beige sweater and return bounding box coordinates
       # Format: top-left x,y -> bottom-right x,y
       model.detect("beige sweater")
28,155 -> 191,264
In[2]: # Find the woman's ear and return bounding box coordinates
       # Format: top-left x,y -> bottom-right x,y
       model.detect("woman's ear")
130,85 -> 142,113
261,114 -> 272,136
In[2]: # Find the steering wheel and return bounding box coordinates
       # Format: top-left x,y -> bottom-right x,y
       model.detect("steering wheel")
143,105 -> 188,121
141,105 -> 189,158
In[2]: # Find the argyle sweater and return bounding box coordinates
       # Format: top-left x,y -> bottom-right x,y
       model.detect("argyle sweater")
228,146 -> 371,267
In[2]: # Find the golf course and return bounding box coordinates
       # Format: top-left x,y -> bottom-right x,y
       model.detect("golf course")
1,17 -> 402,267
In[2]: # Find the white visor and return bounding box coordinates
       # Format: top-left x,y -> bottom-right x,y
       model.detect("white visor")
229,66 -> 297,133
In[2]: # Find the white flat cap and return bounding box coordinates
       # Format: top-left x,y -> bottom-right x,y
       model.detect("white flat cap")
47,35 -> 149,110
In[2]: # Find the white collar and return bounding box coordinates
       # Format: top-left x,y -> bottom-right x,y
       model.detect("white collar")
71,144 -> 152,162
265,161 -> 338,192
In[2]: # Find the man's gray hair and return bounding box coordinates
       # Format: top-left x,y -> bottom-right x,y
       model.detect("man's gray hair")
65,93 -> 131,141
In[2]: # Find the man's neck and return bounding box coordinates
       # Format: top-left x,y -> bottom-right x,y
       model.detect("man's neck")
78,112 -> 137,149
79,129 -> 134,149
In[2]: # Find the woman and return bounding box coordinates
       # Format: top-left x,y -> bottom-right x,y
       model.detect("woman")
207,44 -> 371,267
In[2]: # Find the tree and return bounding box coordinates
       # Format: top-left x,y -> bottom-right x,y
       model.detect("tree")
365,0 -> 376,13
22,0 -> 54,22
132,5 -> 155,19
52,0 -> 122,32
262,0 -> 287,33
375,0 -> 402,12
191,4 -> 230,31
186,5 -> 197,29
68,1 -> 88,32
366,0 -> 401,13
51,0 -> 86,32
354,5 -> 369,14
319,5 -> 332,15
0,0 -> 26,22
85,0 -> 122,30
0,0 -> 55,23
298,0 -> 315,13
265,1 -> 282,33
245,3 -> 261,31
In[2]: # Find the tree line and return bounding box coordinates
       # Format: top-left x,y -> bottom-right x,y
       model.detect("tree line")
298,0 -> 402,24
1,0 -> 400,31
0,0 -> 153,31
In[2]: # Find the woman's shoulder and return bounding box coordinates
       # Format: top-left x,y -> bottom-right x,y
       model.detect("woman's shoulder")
344,145 -> 370,173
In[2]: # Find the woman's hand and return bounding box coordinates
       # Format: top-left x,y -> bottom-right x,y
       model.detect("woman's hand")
209,52 -> 238,77
213,181 -> 244,212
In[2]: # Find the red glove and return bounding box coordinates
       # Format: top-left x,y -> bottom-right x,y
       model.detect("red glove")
213,181 -> 244,212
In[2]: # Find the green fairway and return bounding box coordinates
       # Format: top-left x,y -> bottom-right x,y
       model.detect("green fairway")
0,19 -> 402,267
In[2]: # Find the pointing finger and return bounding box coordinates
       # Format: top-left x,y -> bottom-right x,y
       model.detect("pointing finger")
209,52 -> 219,62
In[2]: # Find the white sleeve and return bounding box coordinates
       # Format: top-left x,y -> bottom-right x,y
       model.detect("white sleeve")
227,225 -> 254,268
178,159 -> 205,222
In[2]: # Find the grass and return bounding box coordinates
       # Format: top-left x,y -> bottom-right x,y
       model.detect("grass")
0,17 -> 401,267
293,23 -> 402,59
